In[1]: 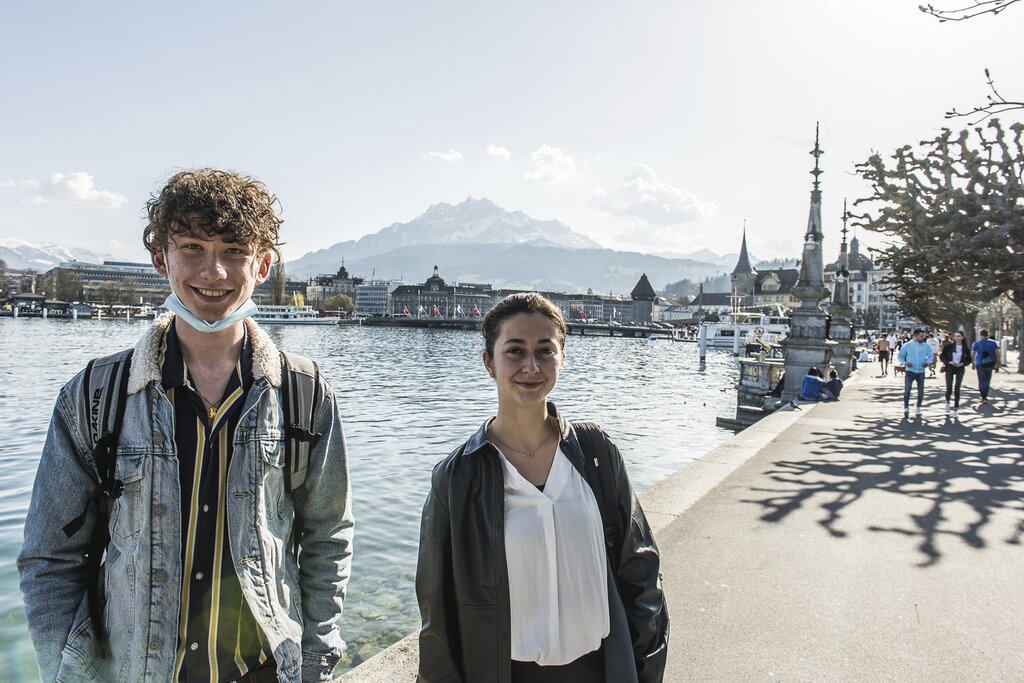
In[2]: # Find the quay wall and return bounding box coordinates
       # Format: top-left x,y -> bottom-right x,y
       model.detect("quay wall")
337,396 -> 817,681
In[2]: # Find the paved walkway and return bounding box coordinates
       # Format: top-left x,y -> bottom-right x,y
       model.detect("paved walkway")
658,356 -> 1024,682
341,356 -> 1023,681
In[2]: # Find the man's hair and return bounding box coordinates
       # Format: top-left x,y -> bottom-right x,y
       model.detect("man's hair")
979,328 -> 990,337
144,168 -> 282,261
913,328 -> 925,336
481,292 -> 567,357
829,370 -> 838,379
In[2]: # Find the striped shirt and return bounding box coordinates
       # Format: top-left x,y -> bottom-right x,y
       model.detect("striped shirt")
160,321 -> 272,682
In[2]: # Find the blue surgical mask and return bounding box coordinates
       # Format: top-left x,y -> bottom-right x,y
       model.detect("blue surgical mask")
162,292 -> 258,334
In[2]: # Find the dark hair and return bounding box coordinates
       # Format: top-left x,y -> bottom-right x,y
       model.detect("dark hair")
913,328 -> 925,336
144,168 -> 283,261
979,328 -> 990,337
806,366 -> 820,377
481,292 -> 567,357
829,370 -> 838,379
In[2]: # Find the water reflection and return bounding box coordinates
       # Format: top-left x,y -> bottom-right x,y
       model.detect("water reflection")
0,318 -> 739,675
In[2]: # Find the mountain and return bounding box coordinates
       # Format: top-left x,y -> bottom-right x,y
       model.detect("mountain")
290,198 -> 601,277
0,238 -> 117,271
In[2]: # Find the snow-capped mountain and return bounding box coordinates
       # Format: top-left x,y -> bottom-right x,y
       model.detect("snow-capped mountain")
291,198 -> 601,276
0,238 -> 117,271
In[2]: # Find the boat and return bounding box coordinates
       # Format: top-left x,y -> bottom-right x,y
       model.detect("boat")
253,305 -> 338,325
700,309 -> 789,348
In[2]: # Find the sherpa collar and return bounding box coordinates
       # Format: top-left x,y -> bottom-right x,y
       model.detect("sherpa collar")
127,312 -> 281,394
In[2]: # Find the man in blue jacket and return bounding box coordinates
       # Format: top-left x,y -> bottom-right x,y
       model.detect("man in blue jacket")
898,328 -> 934,418
971,329 -> 1000,404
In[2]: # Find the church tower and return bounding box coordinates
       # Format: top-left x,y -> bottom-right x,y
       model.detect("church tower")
731,223 -> 756,310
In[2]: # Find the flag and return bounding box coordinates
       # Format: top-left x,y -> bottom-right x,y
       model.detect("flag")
473,304 -> 480,316
613,307 -> 618,320
457,304 -> 464,317
433,305 -> 440,317
579,307 -> 585,320
403,305 -> 410,316
417,305 -> 426,318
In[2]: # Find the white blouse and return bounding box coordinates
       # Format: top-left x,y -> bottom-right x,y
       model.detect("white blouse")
497,444 -> 610,666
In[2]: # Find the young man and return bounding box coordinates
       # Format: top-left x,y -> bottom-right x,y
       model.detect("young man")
19,169 -> 354,683
876,335 -> 891,377
926,333 -> 942,378
898,328 -> 933,418
971,328 -> 1001,404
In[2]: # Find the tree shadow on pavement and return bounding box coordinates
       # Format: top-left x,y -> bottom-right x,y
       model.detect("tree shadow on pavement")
744,383 -> 1024,567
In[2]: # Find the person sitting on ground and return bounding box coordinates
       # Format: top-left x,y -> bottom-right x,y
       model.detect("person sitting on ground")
858,348 -> 870,364
800,367 -> 832,401
825,369 -> 844,399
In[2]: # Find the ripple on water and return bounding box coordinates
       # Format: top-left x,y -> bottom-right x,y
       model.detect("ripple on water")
0,318 -> 739,676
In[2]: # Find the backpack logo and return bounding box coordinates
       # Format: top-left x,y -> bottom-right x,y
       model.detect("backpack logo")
90,387 -> 103,436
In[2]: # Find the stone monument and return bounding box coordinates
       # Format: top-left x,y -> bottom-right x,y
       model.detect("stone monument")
828,200 -> 856,379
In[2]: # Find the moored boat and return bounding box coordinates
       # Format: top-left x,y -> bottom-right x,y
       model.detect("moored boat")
253,305 -> 338,325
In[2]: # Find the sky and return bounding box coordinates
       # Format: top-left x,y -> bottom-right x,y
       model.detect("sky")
0,0 -> 1019,268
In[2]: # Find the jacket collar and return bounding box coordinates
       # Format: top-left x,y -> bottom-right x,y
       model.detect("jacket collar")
462,401 -> 583,463
127,312 -> 281,395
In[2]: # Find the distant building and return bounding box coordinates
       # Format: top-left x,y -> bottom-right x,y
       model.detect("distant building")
355,280 -> 407,317
390,266 -> 494,317
42,260 -> 171,305
306,263 -> 363,309
823,235 -> 904,329
251,278 -> 306,306
730,230 -> 800,310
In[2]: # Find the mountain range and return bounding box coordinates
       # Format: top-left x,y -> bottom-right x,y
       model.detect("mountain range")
0,238 -> 117,271
288,198 -> 750,293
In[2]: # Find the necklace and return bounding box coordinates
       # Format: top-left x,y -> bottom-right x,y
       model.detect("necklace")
193,386 -> 221,419
490,418 -> 556,459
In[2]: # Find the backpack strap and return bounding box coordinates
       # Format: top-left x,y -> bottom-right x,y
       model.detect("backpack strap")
61,349 -> 133,648
572,421 -> 621,557
280,351 -> 323,494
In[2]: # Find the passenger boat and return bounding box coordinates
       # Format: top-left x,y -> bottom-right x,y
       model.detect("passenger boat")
253,305 -> 338,325
700,309 -> 789,348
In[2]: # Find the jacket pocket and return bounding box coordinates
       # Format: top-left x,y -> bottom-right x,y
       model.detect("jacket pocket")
56,615 -> 106,683
259,438 -> 287,517
110,451 -> 147,546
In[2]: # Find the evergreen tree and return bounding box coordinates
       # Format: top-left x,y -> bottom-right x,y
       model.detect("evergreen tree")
269,262 -> 286,306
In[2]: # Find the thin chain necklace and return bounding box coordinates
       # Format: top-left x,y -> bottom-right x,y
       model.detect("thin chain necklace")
192,386 -> 221,420
489,418 -> 557,459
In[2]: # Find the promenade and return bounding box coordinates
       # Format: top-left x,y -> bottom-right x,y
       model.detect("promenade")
341,355 -> 1023,682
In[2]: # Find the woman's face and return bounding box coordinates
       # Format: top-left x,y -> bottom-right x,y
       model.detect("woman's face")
483,312 -> 565,408
955,332 -> 964,344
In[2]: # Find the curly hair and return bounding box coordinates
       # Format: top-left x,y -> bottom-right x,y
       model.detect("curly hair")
143,168 -> 283,261
481,292 -> 568,357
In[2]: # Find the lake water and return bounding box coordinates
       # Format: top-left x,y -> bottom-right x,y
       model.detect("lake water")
0,317 -> 740,680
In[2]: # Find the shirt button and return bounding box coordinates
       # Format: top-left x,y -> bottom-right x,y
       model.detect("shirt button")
149,387 -> 160,400
203,504 -> 210,513
190,642 -> 199,651
148,640 -> 161,651
153,504 -> 166,517
153,570 -> 167,583
153,434 -> 165,446
195,572 -> 204,580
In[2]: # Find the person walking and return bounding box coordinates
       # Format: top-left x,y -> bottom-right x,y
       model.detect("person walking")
18,169 -> 355,683
971,328 -> 1001,404
940,331 -> 971,419
898,328 -> 933,418
876,335 -> 891,377
926,333 -> 942,378
416,292 -> 669,683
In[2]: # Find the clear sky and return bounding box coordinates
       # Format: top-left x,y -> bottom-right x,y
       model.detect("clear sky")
0,0 -> 1018,266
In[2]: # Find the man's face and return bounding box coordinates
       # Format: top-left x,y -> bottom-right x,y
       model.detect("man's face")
152,231 -> 271,322
914,332 -> 925,342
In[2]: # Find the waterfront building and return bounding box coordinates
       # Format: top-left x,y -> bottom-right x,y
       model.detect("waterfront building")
823,235 -> 905,330
730,230 -> 800,310
630,273 -> 657,324
251,278 -> 307,306
41,260 -> 171,305
390,266 -> 494,317
781,124 -> 838,401
306,262 -> 363,309
355,280 -> 408,317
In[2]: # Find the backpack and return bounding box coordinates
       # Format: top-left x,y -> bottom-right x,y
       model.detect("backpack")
61,349 -> 323,646
572,422 -> 623,557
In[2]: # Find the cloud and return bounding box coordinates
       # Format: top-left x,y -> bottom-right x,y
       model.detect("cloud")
524,145 -> 578,184
422,149 -> 463,162
0,172 -> 127,208
485,144 -> 511,160
587,164 -> 716,226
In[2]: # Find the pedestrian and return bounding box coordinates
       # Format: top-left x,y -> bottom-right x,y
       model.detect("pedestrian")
971,328 -> 1001,404
898,328 -> 933,418
416,292 -> 669,682
18,169 -> 354,683
926,333 -> 942,378
940,331 -> 971,419
876,335 -> 891,376
825,369 -> 844,399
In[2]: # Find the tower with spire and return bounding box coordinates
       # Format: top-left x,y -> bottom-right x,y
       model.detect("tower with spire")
828,200 -> 856,379
781,123 -> 838,400
731,221 -> 756,310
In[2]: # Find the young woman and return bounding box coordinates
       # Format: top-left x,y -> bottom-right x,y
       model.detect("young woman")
416,292 -> 669,683
940,331 -> 972,418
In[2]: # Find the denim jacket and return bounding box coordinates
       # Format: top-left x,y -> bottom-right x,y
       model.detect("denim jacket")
18,314 -> 354,683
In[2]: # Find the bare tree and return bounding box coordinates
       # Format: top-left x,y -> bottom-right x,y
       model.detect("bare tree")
919,0 -> 1020,21
269,263 -> 286,306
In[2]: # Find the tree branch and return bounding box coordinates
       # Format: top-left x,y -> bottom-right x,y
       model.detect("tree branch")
920,0 -> 1020,21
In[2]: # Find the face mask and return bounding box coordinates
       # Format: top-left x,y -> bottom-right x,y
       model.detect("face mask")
162,292 -> 258,334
